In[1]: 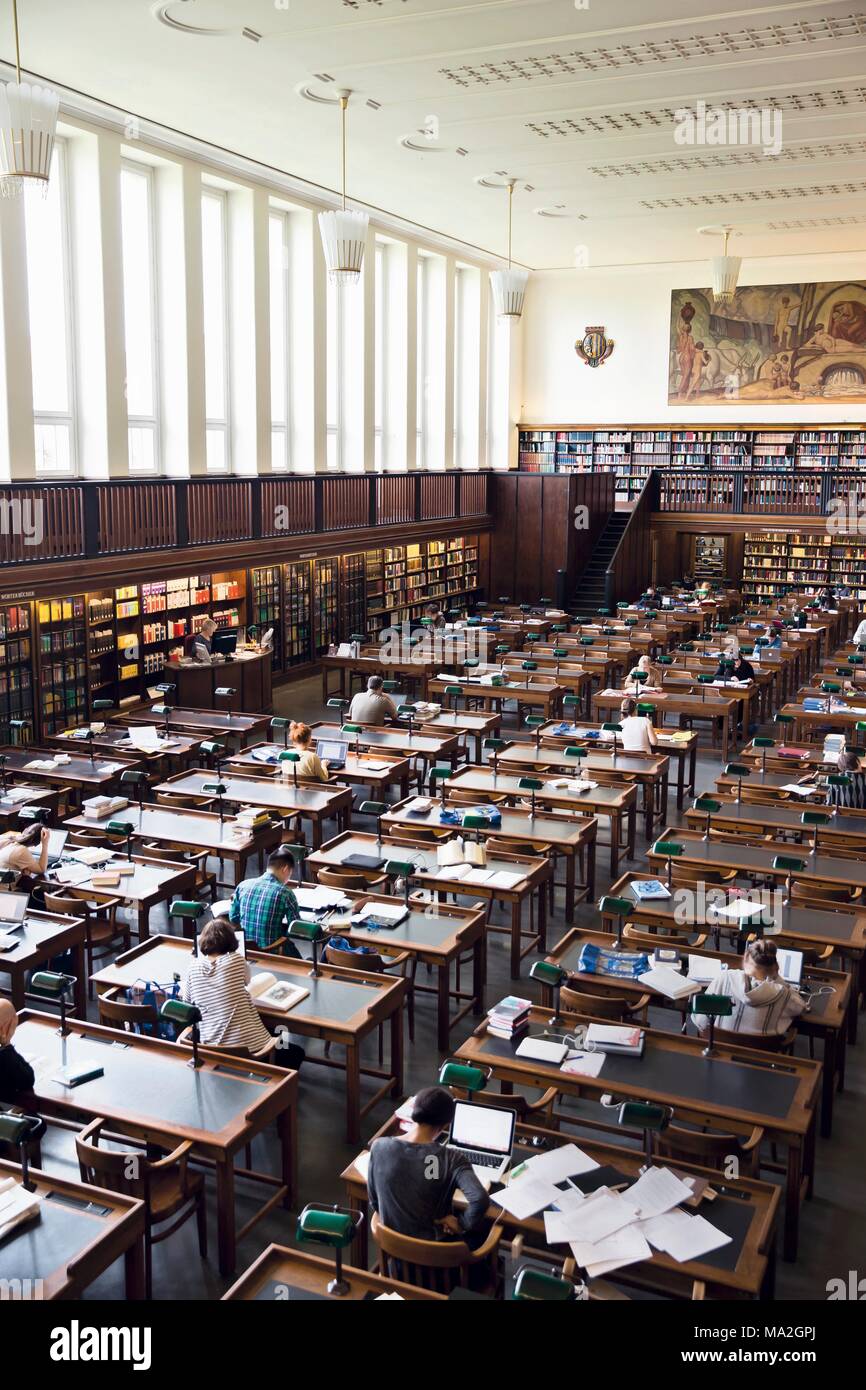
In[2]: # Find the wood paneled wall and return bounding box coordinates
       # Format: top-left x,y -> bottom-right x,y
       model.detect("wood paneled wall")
489,472 -> 615,604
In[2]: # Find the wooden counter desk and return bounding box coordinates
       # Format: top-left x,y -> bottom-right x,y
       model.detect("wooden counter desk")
153,767 -> 352,849
427,674 -> 565,721
379,796 -> 597,923
534,718 -> 695,811
306,829 -> 548,991
647,824 -> 866,895
223,1244 -> 444,1301
454,1004 -> 819,1260
546,926 -> 849,1138
13,1010 -> 298,1275
42,852 -> 197,940
592,688 -> 739,762
0,782 -> 61,827
226,741 -> 414,798
309,720 -> 462,768
64,803 -> 283,882
0,745 -> 143,794
91,933 -> 405,1144
684,794 -> 866,851
117,706 -> 270,749
342,1117 -> 779,1299
0,907 -> 86,1014
0,1157 -> 146,1300
443,762 -> 637,874
163,649 -> 272,712
494,739 -> 670,839
47,724 -> 203,773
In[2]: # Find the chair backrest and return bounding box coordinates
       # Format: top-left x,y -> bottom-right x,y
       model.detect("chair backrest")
43,891 -> 88,917
623,925 -> 703,950
791,878 -> 855,903
76,1119 -> 153,1202
370,1213 -> 476,1294
316,867 -> 371,891
324,942 -> 385,972
656,1120 -> 763,1172
560,984 -> 631,1020
96,985 -> 159,1033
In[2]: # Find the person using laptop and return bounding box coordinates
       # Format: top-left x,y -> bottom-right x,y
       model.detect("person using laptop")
367,1086 -> 489,1243
0,823 -> 50,883
348,674 -> 398,726
227,846 -> 303,953
289,721 -> 329,782
187,617 -> 217,663
0,999 -> 35,1104
695,939 -> 808,1040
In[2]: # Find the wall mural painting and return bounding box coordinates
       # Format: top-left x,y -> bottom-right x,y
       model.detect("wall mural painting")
669,281 -> 866,404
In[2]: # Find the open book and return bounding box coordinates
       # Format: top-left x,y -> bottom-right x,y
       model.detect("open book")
0,1177 -> 41,1241
248,973 -> 309,1013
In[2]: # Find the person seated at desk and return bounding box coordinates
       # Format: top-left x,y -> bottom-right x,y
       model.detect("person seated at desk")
619,697 -> 658,754
348,674 -> 398,726
289,721 -> 328,781
0,823 -> 49,884
0,1000 -> 35,1103
825,750 -> 866,809
228,846 -> 302,952
183,920 -> 273,1053
790,604 -> 808,630
637,586 -> 661,609
852,616 -> 866,647
368,1086 -> 488,1243
424,602 -> 447,631
681,572 -> 696,591
187,618 -> 217,663
696,940 -> 808,1040
820,585 -> 837,610
631,653 -> 662,691
763,625 -> 782,649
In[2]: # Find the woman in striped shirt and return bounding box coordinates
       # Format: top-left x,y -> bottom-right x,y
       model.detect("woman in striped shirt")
182,920 -> 272,1053
826,751 -> 866,810
697,940 -> 808,1040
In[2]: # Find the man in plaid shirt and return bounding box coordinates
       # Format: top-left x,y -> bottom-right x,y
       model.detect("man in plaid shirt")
228,846 -> 302,951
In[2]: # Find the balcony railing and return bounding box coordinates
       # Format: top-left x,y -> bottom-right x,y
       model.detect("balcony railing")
0,470 -> 492,567
658,469 -> 866,516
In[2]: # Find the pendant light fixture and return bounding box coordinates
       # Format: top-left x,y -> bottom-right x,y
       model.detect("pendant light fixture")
318,90 -> 368,286
710,226 -> 741,306
0,0 -> 59,197
490,178 -> 529,320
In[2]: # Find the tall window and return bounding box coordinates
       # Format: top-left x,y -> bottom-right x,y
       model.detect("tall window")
121,162 -> 160,473
326,273 -> 364,470
417,252 -> 445,469
374,240 -> 386,470
453,265 -> 480,468
269,210 -> 290,471
201,189 -> 230,472
25,142 -> 76,475
487,293 -> 510,468
415,255 -> 428,467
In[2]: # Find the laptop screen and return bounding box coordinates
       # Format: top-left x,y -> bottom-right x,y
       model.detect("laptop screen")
46,829 -> 68,861
777,947 -> 803,986
450,1101 -> 514,1156
316,739 -> 348,763
0,893 -> 29,924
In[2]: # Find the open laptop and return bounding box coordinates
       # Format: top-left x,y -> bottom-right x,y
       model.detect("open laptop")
45,828 -> 69,869
777,947 -> 804,986
316,737 -> 348,771
446,1100 -> 515,1181
0,893 -> 29,930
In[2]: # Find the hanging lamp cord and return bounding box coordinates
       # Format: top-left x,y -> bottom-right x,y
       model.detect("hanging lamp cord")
12,0 -> 21,83
340,95 -> 348,212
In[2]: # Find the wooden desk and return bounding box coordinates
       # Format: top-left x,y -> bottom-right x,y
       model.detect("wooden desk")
380,796 -> 597,924
781,699 -> 866,741
0,746 -> 142,793
307,829 -> 547,992
455,1005 -> 819,1261
0,908 -> 86,1014
495,740 -> 670,839
0,783 -> 60,827
43,853 -> 196,940
223,1244 -> 444,1301
484,661 -> 594,716
342,1120 -> 779,1299
417,709 -> 502,762
14,1010 -> 298,1275
47,725 -> 203,773
64,804 -> 283,881
684,795 -> 866,851
0,1158 -> 146,1300
309,720 -> 462,767
444,763 -> 637,875
153,768 -> 352,849
648,825 -> 866,894
427,675 -> 565,720
592,689 -> 738,761
117,706 -> 270,749
547,926 -> 849,1138
535,719 -> 695,811
715,767 -> 824,804
91,935 -> 404,1144
164,650 -> 272,712
604,870 -> 866,1045
320,651 -> 440,703
226,742 -> 413,799
522,647 -> 625,691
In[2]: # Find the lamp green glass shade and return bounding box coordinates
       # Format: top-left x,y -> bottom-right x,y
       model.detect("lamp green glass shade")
107,820 -> 135,837
270,717 -> 289,728
579,637 -> 594,646
30,971 -> 71,997
199,741 -> 225,756
629,670 -> 646,683
524,716 -> 544,728
397,705 -> 416,717
773,855 -> 805,872
326,698 -> 348,709
444,686 -> 462,696
281,844 -> 308,865
618,1100 -> 669,1132
160,998 -> 202,1028
697,674 -> 714,684
774,713 -> 795,724
521,662 -> 538,672
564,746 -> 587,759
827,775 -> 851,787
428,766 -> 451,783
801,811 -> 831,826
296,1206 -> 356,1250
657,655 -> 673,665
384,860 -> 413,877
518,778 -> 543,792
653,840 -> 684,857
529,960 -> 566,987
753,737 -> 775,748
690,993 -> 734,1020
461,814 -> 489,830
358,801 -> 387,818
0,1114 -> 32,1146
512,1268 -> 576,1302
552,648 -> 569,659
694,797 -> 721,813
341,724 -> 362,735
287,919 -> 328,944
464,658 -> 480,668
601,723 -> 622,734
201,783 -> 227,796
438,1061 -> 488,1093
563,694 -> 580,708
483,738 -> 506,753
724,764 -> 750,777
821,682 -> 841,694
598,895 -> 633,917
636,703 -> 656,716
92,699 -> 114,711
169,900 -> 205,919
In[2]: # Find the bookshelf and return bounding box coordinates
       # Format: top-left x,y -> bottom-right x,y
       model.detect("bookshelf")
251,566 -> 282,670
741,529 -> 860,600
36,594 -> 88,737
0,601 -> 33,744
284,561 -> 312,668
340,552 -> 367,641
313,558 -> 339,656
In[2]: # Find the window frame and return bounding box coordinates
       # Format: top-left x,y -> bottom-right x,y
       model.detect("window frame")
27,137 -> 79,478
121,158 -> 161,475
268,207 -> 291,473
201,185 -> 232,473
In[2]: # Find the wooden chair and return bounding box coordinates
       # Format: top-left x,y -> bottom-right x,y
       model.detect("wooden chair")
324,941 -> 415,1045
96,984 -> 160,1035
141,842 -> 217,901
315,865 -> 390,893
656,1120 -> 765,1178
43,890 -> 129,1000
791,879 -> 858,904
66,829 -> 114,850
75,1117 -> 206,1299
370,1212 -> 501,1295
623,924 -> 709,950
561,983 -> 651,1025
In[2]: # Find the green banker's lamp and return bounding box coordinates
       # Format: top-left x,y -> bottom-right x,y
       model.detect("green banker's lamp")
341,723 -> 362,757
518,776 -> 543,819
821,681 -> 841,713
801,809 -> 830,856
529,959 -> 567,1027
270,716 -> 290,749
169,899 -> 206,952
694,795 -> 720,841
199,741 -> 226,777
438,1060 -> 489,1096
629,669 -> 647,697
724,762 -> 750,803
29,971 -> 75,1037
483,737 -> 506,777
429,765 -> 451,805
296,1205 -> 363,1297
513,1267 -> 581,1301
287,919 -> 329,977
653,840 -> 684,891
281,842 -> 308,885
462,813 -> 488,845
358,799 -> 387,847
201,780 -> 228,824
690,993 -> 733,1057
326,698 -> 348,720
562,693 -> 581,722
525,715 -> 545,751
602,722 -> 622,759
0,1113 -> 44,1192
120,768 -> 150,817
773,854 -> 805,908
161,998 -> 204,1067
397,704 -> 417,737
617,1100 -> 670,1170
753,735 -> 774,774
107,819 -> 135,862
278,749 -> 300,789
599,894 -> 633,950
384,858 -> 414,907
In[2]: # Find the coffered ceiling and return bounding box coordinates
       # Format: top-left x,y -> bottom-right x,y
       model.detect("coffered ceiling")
9,0 -> 866,268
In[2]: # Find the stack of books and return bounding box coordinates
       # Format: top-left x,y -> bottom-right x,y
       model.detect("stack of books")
232,806 -> 271,833
487,995 -> 531,1040
81,794 -> 129,820
585,1023 -> 645,1056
